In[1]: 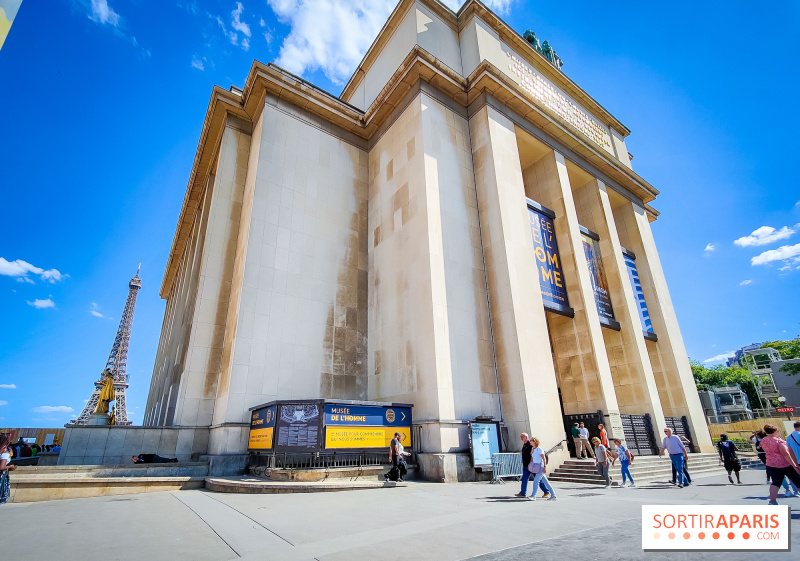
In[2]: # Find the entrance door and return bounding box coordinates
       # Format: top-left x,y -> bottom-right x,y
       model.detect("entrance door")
665,416 -> 695,452
620,414 -> 657,455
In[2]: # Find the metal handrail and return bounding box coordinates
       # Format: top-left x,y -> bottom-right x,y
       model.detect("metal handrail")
545,439 -> 568,456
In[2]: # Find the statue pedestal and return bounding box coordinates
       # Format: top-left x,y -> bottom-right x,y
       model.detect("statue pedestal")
86,414 -> 110,426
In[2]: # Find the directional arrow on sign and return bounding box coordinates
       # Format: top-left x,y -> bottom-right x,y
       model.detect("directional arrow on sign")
401,412 -> 406,421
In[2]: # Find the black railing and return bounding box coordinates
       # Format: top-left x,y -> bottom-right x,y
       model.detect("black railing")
248,452 -> 388,475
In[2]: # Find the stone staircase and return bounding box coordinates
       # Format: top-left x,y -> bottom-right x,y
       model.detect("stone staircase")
548,453 -> 727,485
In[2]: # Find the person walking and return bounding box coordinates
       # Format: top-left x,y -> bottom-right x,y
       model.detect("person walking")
716,434 -> 742,484
660,427 -> 689,487
526,436 -> 557,501
578,422 -> 594,459
0,433 -> 18,505
750,431 -> 769,483
612,438 -> 635,487
761,424 -> 800,505
384,432 -> 410,482
592,436 -> 613,487
598,424 -> 610,448
514,433 -> 550,498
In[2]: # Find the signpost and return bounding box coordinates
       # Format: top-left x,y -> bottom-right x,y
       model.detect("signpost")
324,404 -> 412,449
777,406 -> 795,420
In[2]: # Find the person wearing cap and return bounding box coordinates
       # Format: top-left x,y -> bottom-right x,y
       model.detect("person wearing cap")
716,434 -> 741,484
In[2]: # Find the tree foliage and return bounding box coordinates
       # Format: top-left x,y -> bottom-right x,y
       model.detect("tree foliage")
760,338 -> 800,360
690,360 -> 763,409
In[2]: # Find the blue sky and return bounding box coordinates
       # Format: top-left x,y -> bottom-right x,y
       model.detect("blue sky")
1,0 -> 798,428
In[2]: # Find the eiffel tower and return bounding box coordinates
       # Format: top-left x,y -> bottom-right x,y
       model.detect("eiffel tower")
74,266 -> 142,425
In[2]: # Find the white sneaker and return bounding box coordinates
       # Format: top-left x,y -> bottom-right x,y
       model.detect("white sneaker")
619,483 -> 627,488
629,483 -> 636,487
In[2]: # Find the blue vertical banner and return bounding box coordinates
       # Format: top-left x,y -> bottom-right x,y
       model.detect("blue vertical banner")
528,203 -> 570,313
622,250 -> 656,338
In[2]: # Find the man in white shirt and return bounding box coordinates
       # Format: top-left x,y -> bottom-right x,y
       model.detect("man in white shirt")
578,423 -> 594,459
659,428 -> 689,487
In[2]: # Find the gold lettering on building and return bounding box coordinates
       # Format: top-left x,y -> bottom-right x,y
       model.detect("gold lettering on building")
507,52 -> 612,150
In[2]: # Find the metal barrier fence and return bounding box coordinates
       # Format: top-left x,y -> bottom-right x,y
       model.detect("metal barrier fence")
490,453 -> 522,484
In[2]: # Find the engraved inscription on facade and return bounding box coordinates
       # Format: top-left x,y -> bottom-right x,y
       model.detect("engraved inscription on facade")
507,52 -> 612,150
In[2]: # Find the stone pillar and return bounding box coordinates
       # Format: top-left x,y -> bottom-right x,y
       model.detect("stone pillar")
468,105 -> 566,461
521,149 -> 623,441
611,201 -> 714,452
573,179 -> 668,440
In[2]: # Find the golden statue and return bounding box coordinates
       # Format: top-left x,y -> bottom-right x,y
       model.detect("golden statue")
93,370 -> 116,416
109,406 -> 116,426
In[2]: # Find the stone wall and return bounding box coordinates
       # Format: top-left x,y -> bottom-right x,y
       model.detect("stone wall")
57,426 -> 209,466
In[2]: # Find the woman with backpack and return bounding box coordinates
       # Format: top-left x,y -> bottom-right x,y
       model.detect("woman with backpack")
612,438 -> 635,487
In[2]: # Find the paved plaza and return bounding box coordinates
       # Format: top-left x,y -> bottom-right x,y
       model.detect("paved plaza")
2,469 -> 797,560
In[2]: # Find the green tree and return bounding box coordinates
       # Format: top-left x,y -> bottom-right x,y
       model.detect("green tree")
779,361 -> 800,384
691,360 -> 763,410
760,338 -> 800,359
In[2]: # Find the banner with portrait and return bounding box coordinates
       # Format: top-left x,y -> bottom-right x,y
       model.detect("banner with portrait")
581,231 -> 616,324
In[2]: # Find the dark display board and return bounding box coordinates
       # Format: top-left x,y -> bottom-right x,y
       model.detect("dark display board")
528,204 -> 570,314
581,233 -> 615,323
248,404 -> 277,450
275,403 -> 322,451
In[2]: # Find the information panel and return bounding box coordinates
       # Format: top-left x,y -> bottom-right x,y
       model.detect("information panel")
581,233 -> 615,322
248,404 -> 277,450
276,403 -> 322,451
528,205 -> 570,313
623,251 -> 655,337
324,404 -> 412,449
468,421 -> 501,467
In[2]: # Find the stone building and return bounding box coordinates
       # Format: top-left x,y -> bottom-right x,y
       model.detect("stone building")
143,0 -> 713,477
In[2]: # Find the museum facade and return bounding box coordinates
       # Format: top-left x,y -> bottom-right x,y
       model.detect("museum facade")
143,0 -> 713,477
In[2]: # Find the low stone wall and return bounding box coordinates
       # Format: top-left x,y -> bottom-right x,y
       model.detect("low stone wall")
57,426 -> 209,466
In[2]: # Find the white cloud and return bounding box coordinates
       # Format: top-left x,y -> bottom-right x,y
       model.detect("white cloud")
32,406 -> 74,413
89,302 -> 109,319
0,384 -> 16,389
241,38 -> 251,51
267,1 -> 514,85
0,257 -> 65,284
28,298 -> 55,309
260,17 -> 266,27
751,243 -> 800,267
192,57 -> 205,70
739,280 -> 752,285
231,2 -> 251,37
704,243 -> 715,253
703,351 -> 736,364
734,224 -> 798,247
89,0 -> 120,27
0,401 -> 7,406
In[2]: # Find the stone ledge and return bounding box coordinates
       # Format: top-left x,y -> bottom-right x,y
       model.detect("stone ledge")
9,476 -> 206,503
205,476 -> 406,494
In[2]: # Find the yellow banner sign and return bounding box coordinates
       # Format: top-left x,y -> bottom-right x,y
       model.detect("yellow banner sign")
325,426 -> 411,449
248,427 -> 274,450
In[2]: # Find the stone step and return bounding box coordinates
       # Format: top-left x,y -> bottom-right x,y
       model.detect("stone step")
9,476 -> 206,503
549,466 -> 726,484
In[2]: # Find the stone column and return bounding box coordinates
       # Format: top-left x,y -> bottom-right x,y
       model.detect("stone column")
574,179 -> 668,441
521,150 -> 623,441
611,201 -> 714,452
468,105 -> 566,460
